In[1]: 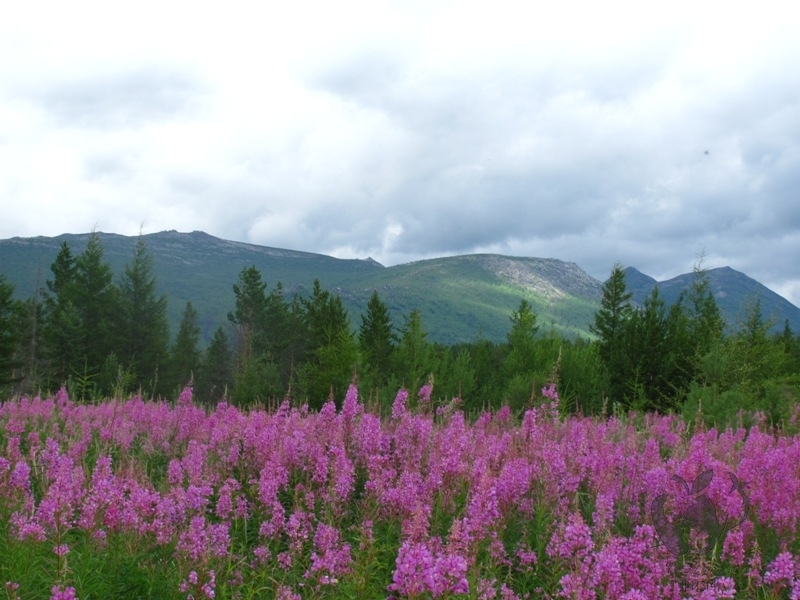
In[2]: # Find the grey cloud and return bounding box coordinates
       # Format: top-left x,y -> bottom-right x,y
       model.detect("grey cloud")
33,67 -> 206,129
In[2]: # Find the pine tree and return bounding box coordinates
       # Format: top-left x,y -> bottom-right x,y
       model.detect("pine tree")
228,265 -> 269,361
297,279 -> 355,406
0,275 -> 23,390
504,299 -> 539,375
116,236 -> 170,395
196,326 -> 233,405
227,266 -> 291,404
683,259 -> 725,362
165,301 -> 202,394
358,290 -> 395,388
41,241 -> 83,388
392,309 -> 434,394
72,231 -> 119,385
591,263 -> 633,409
302,279 -> 350,350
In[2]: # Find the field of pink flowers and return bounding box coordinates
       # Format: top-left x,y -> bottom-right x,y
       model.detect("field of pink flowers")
1,384 -> 800,599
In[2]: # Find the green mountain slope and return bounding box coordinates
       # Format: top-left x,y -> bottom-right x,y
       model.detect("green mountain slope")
2,231 -> 799,344
0,231 -> 602,344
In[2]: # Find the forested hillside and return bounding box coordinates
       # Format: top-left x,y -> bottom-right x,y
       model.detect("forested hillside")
2,233 -> 800,429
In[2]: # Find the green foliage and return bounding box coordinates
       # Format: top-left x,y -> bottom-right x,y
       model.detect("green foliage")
0,274 -> 23,391
503,299 -> 539,377
623,287 -> 687,412
164,301 -> 202,395
358,290 -> 396,390
591,263 -> 633,408
72,231 -> 120,380
391,309 -> 435,394
434,346 -> 477,402
5,233 -> 800,423
228,265 -> 270,361
722,299 -> 780,395
295,280 -> 356,406
556,337 -> 605,415
116,236 -> 170,397
196,326 -> 233,405
231,352 -> 282,408
683,259 -> 725,360
298,326 -> 359,408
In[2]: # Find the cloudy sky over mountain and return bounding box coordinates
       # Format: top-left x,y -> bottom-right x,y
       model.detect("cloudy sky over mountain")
2,0 -> 799,304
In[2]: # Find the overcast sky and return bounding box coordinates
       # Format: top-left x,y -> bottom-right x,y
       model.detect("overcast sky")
2,0 -> 799,304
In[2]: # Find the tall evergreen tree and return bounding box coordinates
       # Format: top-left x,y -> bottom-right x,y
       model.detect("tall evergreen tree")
624,286 -> 672,411
0,275 -> 23,390
165,301 -> 202,394
196,326 -> 233,405
41,241 -> 83,388
228,265 -> 269,361
227,266 -> 291,404
116,236 -> 169,395
392,309 -> 434,393
724,298 -> 778,394
683,260 -> 725,364
72,231 -> 119,384
297,279 -> 355,406
591,263 -> 633,408
504,299 -> 539,375
302,279 -> 350,350
358,290 -> 395,388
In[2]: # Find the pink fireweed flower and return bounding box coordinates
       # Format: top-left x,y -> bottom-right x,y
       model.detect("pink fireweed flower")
433,552 -> 469,596
418,383 -> 433,404
764,551 -> 798,587
391,388 -> 409,420
306,523 -> 353,585
176,516 -> 230,562
275,585 -> 301,600
9,461 -> 31,490
49,585 -> 77,600
547,512 -> 594,561
541,383 -> 558,401
53,544 -> 70,556
341,383 -> 360,422
167,459 -> 183,486
721,528 -> 746,566
177,386 -> 193,407
389,540 -> 469,598
389,540 -> 436,597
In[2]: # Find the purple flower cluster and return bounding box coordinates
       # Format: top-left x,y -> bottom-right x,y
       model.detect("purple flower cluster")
2,383 -> 800,598
388,540 -> 468,597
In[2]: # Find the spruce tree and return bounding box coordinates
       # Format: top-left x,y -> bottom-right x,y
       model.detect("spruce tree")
591,263 -> 633,409
227,266 -> 289,404
228,265 -> 269,361
196,326 -> 233,405
71,231 -> 119,392
165,301 -> 202,394
358,290 -> 395,387
392,309 -> 433,394
41,241 -> 83,387
117,236 -> 169,395
683,260 -> 725,362
0,275 -> 23,390
504,299 -> 539,375
297,279 -> 355,406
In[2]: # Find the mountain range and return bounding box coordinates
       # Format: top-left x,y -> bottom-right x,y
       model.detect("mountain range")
1,230 -> 798,345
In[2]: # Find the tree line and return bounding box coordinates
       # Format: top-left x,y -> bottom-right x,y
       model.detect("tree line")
2,234 -> 799,425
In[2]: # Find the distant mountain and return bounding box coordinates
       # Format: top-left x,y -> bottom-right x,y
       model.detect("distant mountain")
1,231 -> 798,344
622,266 -> 800,333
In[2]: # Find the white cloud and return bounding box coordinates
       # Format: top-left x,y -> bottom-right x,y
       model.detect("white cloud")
2,0 -> 800,305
